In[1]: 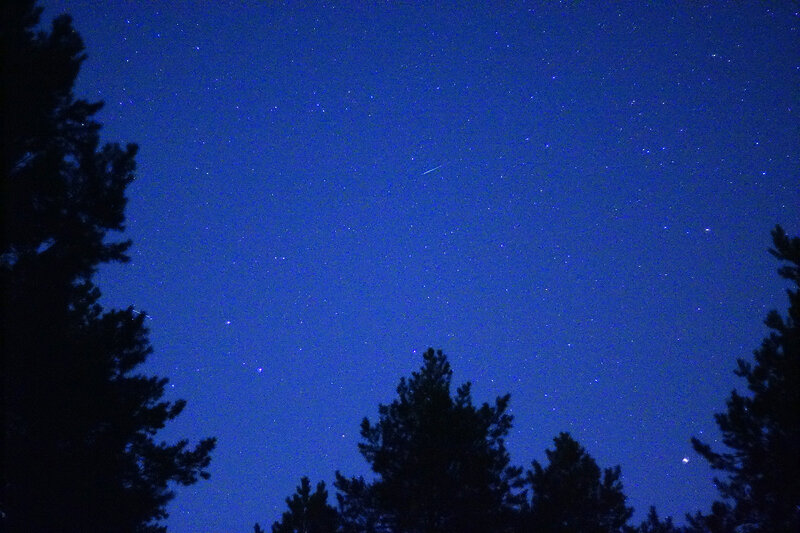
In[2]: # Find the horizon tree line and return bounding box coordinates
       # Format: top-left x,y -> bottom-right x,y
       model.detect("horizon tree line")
263,233 -> 799,532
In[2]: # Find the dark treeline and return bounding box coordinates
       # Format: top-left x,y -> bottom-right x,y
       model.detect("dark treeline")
290,346 -> 637,533
3,1 -> 798,532
260,226 -> 799,533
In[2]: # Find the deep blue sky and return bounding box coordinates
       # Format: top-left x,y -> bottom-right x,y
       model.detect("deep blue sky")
41,2 -> 798,531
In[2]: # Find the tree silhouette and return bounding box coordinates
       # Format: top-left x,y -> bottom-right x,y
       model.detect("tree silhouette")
334,473 -> 383,533
1,2 -> 215,531
689,225 -> 800,532
268,477 -> 339,533
335,348 -> 524,533
524,432 -> 633,533
636,506 -> 682,533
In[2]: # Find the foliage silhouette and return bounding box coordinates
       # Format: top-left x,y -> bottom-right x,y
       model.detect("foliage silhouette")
260,229 -> 797,532
688,225 -> 800,532
268,477 -> 339,533
335,348 -> 524,533
524,432 -> 633,533
636,506 -> 683,533
1,1 -> 215,531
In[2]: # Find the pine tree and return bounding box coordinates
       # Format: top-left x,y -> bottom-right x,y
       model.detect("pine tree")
637,506 -> 682,533
335,348 -> 524,533
689,225 -> 800,532
525,432 -> 633,533
1,2 -> 215,530
270,477 -> 339,533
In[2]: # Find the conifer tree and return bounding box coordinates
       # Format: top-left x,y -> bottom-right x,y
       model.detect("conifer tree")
270,477 -> 339,533
637,506 -> 682,533
2,2 -> 215,530
525,432 -> 633,533
689,225 -> 799,532
335,348 -> 524,533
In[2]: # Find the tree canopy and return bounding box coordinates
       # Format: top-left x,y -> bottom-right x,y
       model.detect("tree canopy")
524,432 -> 633,533
335,348 -> 524,533
689,225 -> 800,532
265,349 -> 646,533
1,2 -> 215,530
637,506 -> 682,533
268,477 -> 339,533
260,229 -> 800,533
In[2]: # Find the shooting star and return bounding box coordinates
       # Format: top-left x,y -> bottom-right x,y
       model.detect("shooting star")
131,308 -> 153,320
422,164 -> 444,175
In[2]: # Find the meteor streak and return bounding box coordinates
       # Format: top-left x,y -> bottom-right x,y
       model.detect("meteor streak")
422,164 -> 444,175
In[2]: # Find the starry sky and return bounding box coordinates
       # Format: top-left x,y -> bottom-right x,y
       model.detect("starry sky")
39,2 -> 798,531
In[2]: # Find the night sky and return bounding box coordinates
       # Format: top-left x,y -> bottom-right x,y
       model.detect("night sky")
39,2 -> 798,531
